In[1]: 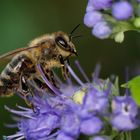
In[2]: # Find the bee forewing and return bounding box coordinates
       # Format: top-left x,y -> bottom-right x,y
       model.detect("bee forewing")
0,58 -> 11,69
0,45 -> 42,69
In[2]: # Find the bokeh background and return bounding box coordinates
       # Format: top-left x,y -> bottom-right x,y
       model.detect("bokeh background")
0,0 -> 140,139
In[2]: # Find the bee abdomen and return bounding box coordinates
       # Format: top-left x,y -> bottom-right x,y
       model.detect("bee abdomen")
0,78 -> 13,97
0,54 -> 33,96
0,63 -> 19,96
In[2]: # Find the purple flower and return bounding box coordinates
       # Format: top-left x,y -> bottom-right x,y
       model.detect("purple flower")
82,87 -> 109,114
86,0 -> 95,12
111,114 -> 137,131
80,116 -> 103,135
84,0 -> 140,42
3,62 -> 140,140
111,96 -> 138,130
112,96 -> 138,117
20,113 -> 60,139
4,103 -> 61,140
112,1 -> 133,20
61,112 -> 80,137
84,11 -> 103,28
92,21 -> 112,39
92,0 -> 113,10
56,132 -> 75,140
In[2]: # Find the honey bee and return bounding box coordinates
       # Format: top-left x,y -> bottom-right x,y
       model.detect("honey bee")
0,25 -> 80,107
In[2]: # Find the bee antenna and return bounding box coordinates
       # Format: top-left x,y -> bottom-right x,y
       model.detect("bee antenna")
71,35 -> 83,39
69,24 -> 81,41
70,24 -> 80,35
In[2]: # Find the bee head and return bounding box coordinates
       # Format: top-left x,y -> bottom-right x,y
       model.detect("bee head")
54,24 -> 81,58
55,31 -> 77,58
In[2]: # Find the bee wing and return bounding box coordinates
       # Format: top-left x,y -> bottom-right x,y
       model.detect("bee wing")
0,45 -> 40,67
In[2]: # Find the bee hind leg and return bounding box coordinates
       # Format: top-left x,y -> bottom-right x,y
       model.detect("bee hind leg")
16,88 -> 36,111
16,75 -> 37,112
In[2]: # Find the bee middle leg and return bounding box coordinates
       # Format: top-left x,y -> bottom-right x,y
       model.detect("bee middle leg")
45,68 -> 59,88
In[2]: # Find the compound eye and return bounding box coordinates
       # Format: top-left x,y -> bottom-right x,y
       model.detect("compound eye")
55,36 -> 68,49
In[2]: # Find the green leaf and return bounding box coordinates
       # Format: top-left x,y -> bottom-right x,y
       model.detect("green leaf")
121,76 -> 140,106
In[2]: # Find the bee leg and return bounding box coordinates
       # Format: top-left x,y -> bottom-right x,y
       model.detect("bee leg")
33,77 -> 46,89
65,58 -> 70,78
24,96 -> 38,113
16,88 -> 36,111
32,77 -> 51,95
18,75 -> 36,111
45,69 -> 59,88
63,63 -> 70,80
59,55 -> 70,80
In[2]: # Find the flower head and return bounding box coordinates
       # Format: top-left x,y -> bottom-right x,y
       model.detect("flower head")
3,62 -> 140,140
84,0 -> 140,42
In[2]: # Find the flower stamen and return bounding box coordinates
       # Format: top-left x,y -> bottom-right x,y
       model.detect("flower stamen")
66,63 -> 84,86
75,60 -> 90,82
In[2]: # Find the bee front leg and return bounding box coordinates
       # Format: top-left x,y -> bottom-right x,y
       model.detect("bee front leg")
59,55 -> 70,80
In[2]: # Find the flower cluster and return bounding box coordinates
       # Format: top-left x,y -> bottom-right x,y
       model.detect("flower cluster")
3,62 -> 140,140
84,0 -> 140,43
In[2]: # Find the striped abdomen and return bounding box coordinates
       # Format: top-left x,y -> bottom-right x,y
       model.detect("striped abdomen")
0,53 -> 34,97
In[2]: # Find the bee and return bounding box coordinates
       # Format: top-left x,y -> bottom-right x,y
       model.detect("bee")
0,25 -> 80,107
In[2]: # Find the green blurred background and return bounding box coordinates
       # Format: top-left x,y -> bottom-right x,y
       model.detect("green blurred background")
0,0 -> 140,139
